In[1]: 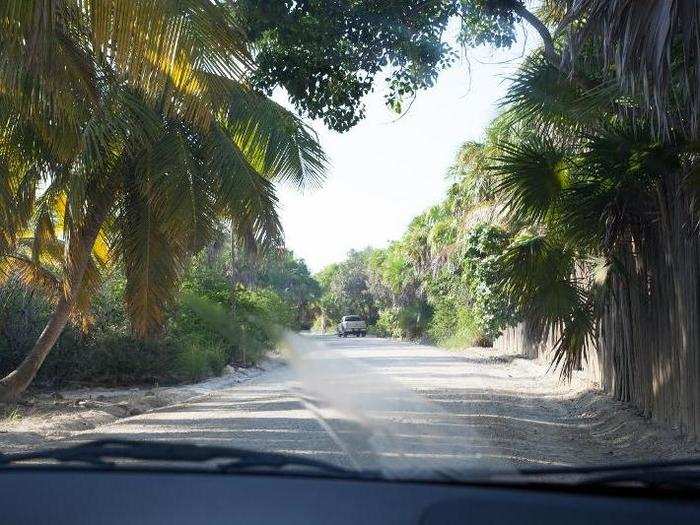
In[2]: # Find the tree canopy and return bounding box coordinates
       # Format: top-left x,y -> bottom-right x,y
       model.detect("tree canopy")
238,0 -> 700,138
0,0 -> 327,400
236,0 -> 522,131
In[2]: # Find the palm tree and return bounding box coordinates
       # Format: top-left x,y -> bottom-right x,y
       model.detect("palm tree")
485,40 -> 700,437
0,1 -> 326,401
485,1 -> 700,140
488,50 -> 664,369
560,0 -> 700,139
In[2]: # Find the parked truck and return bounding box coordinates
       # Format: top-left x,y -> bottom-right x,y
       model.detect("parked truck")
337,315 -> 367,337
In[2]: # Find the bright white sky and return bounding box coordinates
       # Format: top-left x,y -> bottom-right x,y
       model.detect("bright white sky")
277,29 -> 535,273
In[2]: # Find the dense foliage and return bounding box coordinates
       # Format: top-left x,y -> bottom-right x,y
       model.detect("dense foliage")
0,241 -> 317,387
314,249 -> 378,329
236,0 -> 527,131
3,0 -> 700,439
0,1 -> 326,399
315,167 -> 520,346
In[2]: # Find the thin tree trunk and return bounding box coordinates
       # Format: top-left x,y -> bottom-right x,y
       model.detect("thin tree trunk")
230,220 -> 245,366
0,297 -> 72,401
0,201 -> 110,402
230,219 -> 239,287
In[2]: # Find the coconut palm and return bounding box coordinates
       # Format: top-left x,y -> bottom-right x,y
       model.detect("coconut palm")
0,1 -> 326,401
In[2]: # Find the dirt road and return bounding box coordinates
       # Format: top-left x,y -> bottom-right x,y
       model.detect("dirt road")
42,334 -> 697,474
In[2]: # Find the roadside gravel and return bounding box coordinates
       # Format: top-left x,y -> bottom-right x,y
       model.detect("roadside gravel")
0,357 -> 283,453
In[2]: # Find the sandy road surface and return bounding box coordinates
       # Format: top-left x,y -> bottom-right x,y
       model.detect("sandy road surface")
40,334 -> 697,475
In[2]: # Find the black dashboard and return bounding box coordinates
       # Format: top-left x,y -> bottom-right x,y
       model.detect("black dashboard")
1,469 -> 699,524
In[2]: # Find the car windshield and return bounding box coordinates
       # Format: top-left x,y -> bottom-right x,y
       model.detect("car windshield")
1,0 -> 700,487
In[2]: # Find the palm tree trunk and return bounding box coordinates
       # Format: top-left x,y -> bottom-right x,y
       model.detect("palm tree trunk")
0,203 -> 110,402
0,297 -> 72,401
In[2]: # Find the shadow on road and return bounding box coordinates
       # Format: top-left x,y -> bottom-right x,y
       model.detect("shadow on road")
34,334 -> 697,474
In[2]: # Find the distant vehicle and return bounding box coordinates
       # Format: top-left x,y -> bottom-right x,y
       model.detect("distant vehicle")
337,315 -> 367,337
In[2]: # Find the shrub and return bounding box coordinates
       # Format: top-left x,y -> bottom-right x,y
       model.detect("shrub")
75,335 -> 177,386
311,316 -> 325,332
375,304 -> 432,339
459,223 -> 520,343
375,308 -> 402,338
1,248 -> 301,389
175,278 -> 293,368
0,279 -> 55,377
172,336 -> 228,382
311,315 -> 337,333
429,304 -> 486,348
235,287 -> 295,331
0,273 -> 266,388
174,259 -> 293,367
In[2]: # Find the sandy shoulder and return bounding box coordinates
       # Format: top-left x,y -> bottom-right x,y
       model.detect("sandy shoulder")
0,358 -> 283,453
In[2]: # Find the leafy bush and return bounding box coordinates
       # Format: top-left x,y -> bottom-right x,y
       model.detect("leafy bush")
315,249 -> 378,324
0,252 -> 299,388
375,304 -> 432,339
0,279 -> 179,387
172,336 -> 228,382
316,217 -> 522,347
176,259 -> 294,366
178,291 -> 269,367
459,223 -> 520,343
428,303 -> 485,348
71,335 -> 177,386
375,308 -> 402,338
0,279 -> 55,376
236,287 -> 295,330
311,315 -> 333,333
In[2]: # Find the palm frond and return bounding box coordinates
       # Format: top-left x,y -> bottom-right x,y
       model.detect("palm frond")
0,157 -> 37,255
496,232 -> 595,379
204,121 -> 283,250
0,0 -> 325,346
0,0 -> 252,124
0,253 -> 61,299
81,85 -> 162,170
116,170 -> 188,337
224,84 -> 327,189
501,53 -> 618,134
491,135 -> 572,224
549,299 -> 597,379
141,125 -> 218,253
557,125 -> 667,251
565,0 -> 700,138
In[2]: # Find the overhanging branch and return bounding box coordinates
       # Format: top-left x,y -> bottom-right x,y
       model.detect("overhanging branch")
511,2 -> 560,66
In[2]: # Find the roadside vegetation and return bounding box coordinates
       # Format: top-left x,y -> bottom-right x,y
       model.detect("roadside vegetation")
314,208 -> 519,348
312,0 -> 700,441
0,1 -> 326,400
0,242 -> 318,388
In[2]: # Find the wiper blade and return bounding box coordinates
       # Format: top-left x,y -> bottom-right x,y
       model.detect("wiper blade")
517,457 -> 700,476
511,457 -> 700,490
0,439 -> 366,478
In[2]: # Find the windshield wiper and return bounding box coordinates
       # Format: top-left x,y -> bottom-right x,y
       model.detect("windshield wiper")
4,441 -> 697,489
0,439 -> 369,478
509,458 -> 700,490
